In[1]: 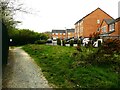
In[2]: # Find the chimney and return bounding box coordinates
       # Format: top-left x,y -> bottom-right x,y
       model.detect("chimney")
118,1 -> 120,17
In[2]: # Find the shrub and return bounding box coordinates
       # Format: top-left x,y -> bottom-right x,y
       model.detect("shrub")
98,40 -> 102,47
89,32 -> 100,42
57,38 -> 61,45
62,40 -> 66,46
34,40 -> 46,44
70,40 -> 74,46
77,40 -> 81,46
87,41 -> 93,47
76,46 -> 81,52
102,39 -> 120,54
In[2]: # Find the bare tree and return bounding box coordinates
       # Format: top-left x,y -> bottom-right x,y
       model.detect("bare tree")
0,0 -> 32,29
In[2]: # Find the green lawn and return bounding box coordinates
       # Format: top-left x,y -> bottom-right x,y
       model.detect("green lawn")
22,44 -> 119,88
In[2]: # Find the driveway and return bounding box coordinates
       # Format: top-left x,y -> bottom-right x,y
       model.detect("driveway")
2,47 -> 52,88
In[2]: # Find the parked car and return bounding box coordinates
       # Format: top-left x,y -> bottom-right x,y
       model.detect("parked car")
52,38 -> 57,45
82,38 -> 90,46
74,38 -> 80,44
65,39 -> 70,44
46,39 -> 52,43
93,39 -> 103,47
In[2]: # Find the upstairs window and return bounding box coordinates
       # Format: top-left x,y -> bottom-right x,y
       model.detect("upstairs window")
109,24 -> 115,31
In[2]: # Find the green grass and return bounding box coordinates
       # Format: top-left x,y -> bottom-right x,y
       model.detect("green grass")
22,44 -> 119,88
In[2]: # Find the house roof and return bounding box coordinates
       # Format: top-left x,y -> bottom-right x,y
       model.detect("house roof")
74,7 -> 114,25
52,30 -> 66,33
99,19 -> 115,30
104,19 -> 115,25
116,17 -> 120,22
66,29 -> 75,32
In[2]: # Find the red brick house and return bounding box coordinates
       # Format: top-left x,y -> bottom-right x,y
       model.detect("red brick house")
74,8 -> 113,38
52,30 -> 66,39
66,29 -> 75,39
99,19 -> 115,36
110,17 -> 120,36
99,17 -> 120,36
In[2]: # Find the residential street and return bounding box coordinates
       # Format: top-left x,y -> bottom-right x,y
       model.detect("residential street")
2,47 -> 51,88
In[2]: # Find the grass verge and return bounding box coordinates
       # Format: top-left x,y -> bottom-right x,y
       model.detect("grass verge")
22,44 -> 119,88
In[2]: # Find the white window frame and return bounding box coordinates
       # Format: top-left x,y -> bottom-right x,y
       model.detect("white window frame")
109,24 -> 115,32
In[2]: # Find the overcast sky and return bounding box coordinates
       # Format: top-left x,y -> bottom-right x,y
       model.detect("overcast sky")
15,0 -> 120,33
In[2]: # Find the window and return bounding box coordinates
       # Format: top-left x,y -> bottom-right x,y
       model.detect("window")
52,33 -> 54,35
102,26 -> 106,33
60,33 -> 62,35
68,33 -> 71,35
97,19 -> 100,24
109,24 -> 115,31
63,33 -> 65,35
56,33 -> 58,35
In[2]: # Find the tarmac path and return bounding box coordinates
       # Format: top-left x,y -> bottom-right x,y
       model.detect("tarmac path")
2,47 -> 52,88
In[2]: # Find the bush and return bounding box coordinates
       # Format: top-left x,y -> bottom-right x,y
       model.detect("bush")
98,40 -> 102,47
34,40 -> 46,44
62,40 -> 66,46
89,32 -> 100,42
57,38 -> 61,45
77,40 -> 81,46
76,46 -> 81,52
70,40 -> 74,46
102,39 -> 120,54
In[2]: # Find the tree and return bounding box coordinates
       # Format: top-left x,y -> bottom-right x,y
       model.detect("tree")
57,38 -> 61,45
0,0 -> 32,30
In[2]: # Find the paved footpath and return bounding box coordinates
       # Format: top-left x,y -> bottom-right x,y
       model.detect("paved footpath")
2,47 -> 52,88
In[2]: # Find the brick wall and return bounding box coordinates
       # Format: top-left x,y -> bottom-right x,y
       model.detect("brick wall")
52,33 -> 66,39
66,32 -> 75,38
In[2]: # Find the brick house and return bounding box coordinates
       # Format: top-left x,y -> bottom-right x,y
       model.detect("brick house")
52,30 -> 66,39
66,29 -> 75,39
99,17 -> 120,36
74,8 -> 113,38
99,19 -> 115,36
110,17 -> 120,36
